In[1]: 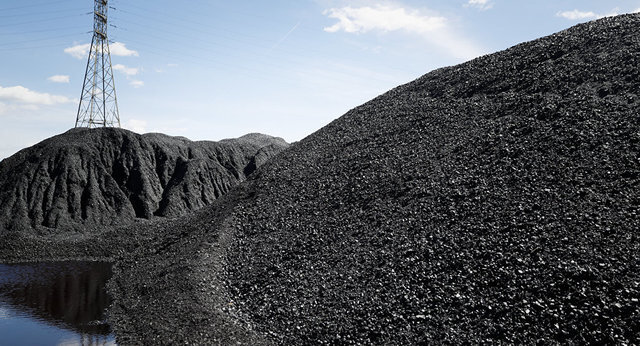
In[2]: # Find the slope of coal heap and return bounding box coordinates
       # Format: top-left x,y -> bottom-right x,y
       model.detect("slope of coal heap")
111,15 -> 640,344
0,128 -> 288,233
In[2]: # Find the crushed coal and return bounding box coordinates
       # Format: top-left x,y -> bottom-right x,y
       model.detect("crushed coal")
0,128 -> 288,234
1,13 -> 639,345
109,15 -> 640,344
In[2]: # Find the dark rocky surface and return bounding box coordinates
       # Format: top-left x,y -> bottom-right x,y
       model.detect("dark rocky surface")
0,128 -> 288,235
109,15 -> 640,344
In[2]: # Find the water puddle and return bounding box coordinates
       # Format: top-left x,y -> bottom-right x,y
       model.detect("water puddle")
0,261 -> 116,345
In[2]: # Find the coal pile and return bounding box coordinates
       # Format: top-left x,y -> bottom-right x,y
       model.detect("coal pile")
111,15 -> 638,344
0,128 -> 288,234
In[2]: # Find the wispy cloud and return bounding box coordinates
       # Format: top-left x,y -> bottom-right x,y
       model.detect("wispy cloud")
323,4 -> 483,60
112,64 -> 144,87
324,6 -> 446,34
47,75 -> 70,83
556,8 -> 620,20
0,102 -> 45,117
64,42 -> 139,59
465,0 -> 494,11
124,118 -> 147,133
0,85 -> 73,105
156,63 -> 179,73
113,64 -> 139,76
130,80 -> 144,88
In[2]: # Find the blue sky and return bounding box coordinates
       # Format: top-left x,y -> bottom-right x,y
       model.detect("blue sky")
1,0 -> 639,159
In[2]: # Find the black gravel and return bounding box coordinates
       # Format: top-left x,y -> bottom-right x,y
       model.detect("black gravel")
0,128 -> 287,237
222,14 -> 640,344
110,15 -> 640,344
6,14 -> 640,344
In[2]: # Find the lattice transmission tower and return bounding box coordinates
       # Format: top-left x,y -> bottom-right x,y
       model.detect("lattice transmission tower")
75,0 -> 120,128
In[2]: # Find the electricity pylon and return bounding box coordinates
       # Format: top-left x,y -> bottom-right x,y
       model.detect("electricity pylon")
75,0 -> 120,128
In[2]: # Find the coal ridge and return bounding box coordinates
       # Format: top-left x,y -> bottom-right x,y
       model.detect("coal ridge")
0,127 -> 288,234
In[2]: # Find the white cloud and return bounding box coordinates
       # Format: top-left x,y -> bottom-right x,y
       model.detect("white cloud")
0,85 -> 73,105
323,5 -> 483,60
64,43 -> 90,59
48,75 -> 70,83
130,80 -> 144,88
20,104 -> 40,111
556,8 -> 620,20
465,0 -> 494,11
64,42 -> 139,59
110,42 -> 139,57
124,119 -> 147,133
556,10 -> 598,20
324,6 -> 446,34
113,64 -> 139,76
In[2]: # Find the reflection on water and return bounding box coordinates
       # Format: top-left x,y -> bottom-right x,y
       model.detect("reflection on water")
0,261 -> 116,345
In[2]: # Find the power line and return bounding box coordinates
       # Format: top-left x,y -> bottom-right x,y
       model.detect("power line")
0,13 -> 89,28
0,42 -> 64,52
109,5 -> 331,61
0,33 -> 86,47
104,2 -> 406,88
0,8 -> 87,19
0,26 -> 86,35
0,0 -> 70,12
112,7 -> 264,43
108,13 -> 399,85
122,1 -> 288,33
111,13 -> 319,62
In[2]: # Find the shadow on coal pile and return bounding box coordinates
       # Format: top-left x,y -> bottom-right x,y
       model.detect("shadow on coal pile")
0,261 -> 113,336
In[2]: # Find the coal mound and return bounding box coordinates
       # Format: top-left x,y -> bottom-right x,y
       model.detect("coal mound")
0,128 -> 288,234
115,15 -> 640,344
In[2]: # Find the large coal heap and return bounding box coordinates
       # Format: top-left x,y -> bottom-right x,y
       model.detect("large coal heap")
0,128 -> 288,233
115,15 -> 639,344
